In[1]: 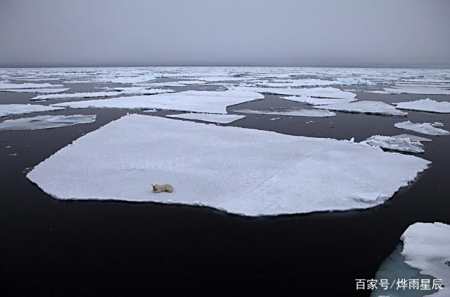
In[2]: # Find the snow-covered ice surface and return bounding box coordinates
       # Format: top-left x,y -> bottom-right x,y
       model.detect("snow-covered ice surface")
374,223 -> 450,297
394,99 -> 450,114
27,114 -> 430,217
166,113 -> 245,124
316,101 -> 407,116
395,121 -> 450,136
52,90 -> 264,114
0,104 -> 64,118
0,114 -> 96,130
234,109 -> 336,118
361,135 -> 428,154
399,223 -> 450,297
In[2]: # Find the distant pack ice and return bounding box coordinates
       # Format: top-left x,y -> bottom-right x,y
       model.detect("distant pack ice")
27,114 -> 429,216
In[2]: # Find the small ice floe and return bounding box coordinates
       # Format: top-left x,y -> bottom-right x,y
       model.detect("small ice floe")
166,113 -> 245,124
395,121 -> 449,136
315,101 -> 407,116
233,86 -> 356,100
283,95 -> 356,106
27,114 -> 429,216
270,117 -> 281,121
374,223 -> 450,297
142,109 -> 158,113
361,135 -> 429,153
0,114 -> 96,130
258,79 -> 335,88
394,98 -> 450,114
0,104 -> 64,118
52,90 -> 264,114
234,109 -> 336,118
1,88 -> 69,94
31,91 -> 125,101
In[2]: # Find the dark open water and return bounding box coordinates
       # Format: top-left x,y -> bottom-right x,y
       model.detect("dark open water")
1,84 -> 449,297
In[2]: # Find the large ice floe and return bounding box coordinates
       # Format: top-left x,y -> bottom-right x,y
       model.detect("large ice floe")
52,90 -> 264,114
0,104 -> 63,118
395,121 -> 450,136
0,115 -> 96,130
166,113 -> 245,124
234,109 -> 336,118
232,86 -> 356,100
316,101 -> 407,116
394,99 -> 450,114
27,114 -> 430,216
361,135 -> 430,154
373,223 -> 450,297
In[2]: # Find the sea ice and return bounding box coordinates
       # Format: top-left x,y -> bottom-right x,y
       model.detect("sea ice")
0,104 -> 64,118
316,101 -> 407,116
400,223 -> 450,297
234,109 -> 336,117
27,114 -> 429,216
394,98 -> 450,114
395,121 -> 450,136
166,113 -> 245,124
361,135 -> 427,153
232,86 -> 356,100
282,95 -> 356,105
383,86 -> 450,95
1,88 -> 69,94
0,82 -> 63,90
0,114 -> 96,130
34,88 -> 173,101
52,90 -> 264,114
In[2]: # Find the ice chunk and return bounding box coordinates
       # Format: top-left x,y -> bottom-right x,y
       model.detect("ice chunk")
0,114 -> 96,130
361,135 -> 427,153
166,113 -> 245,124
0,104 -> 64,118
316,101 -> 407,116
395,121 -> 449,136
27,114 -> 429,216
52,90 -> 264,114
33,88 -> 173,101
234,109 -> 336,117
400,223 -> 450,297
282,95 -> 356,105
395,134 -> 431,142
394,98 -> 450,114
257,79 -> 336,88
1,88 -> 69,94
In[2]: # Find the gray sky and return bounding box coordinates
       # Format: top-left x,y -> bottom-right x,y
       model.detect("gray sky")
0,0 -> 449,67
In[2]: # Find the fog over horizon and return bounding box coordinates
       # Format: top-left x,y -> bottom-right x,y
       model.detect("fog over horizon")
1,0 -> 449,68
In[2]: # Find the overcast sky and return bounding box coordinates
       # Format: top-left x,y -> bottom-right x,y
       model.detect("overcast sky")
0,0 -> 449,67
